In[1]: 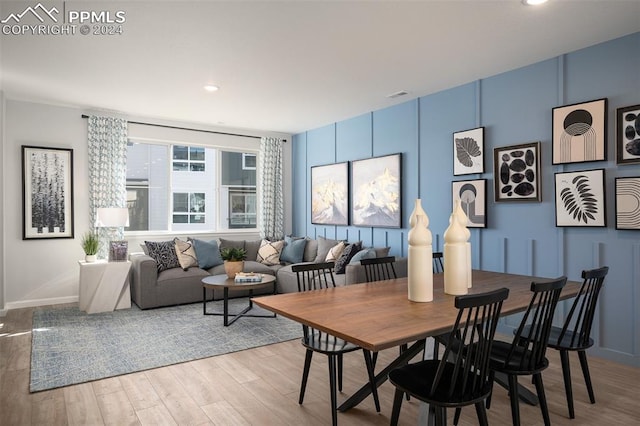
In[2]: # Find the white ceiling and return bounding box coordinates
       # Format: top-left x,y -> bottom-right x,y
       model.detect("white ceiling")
1,0 -> 639,135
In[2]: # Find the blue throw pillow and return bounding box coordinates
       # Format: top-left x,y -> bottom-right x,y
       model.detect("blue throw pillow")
191,239 -> 224,269
280,235 -> 307,264
349,248 -> 377,264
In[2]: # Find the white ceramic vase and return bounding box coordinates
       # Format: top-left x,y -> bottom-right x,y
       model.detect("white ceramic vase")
409,198 -> 428,228
455,201 -> 473,288
443,201 -> 469,295
408,213 -> 433,302
85,254 -> 97,263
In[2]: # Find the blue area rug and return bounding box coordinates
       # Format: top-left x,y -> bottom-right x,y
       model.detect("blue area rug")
30,299 -> 301,392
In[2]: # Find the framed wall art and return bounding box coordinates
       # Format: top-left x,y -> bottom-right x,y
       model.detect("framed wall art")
552,98 -> 607,164
453,126 -> 484,175
493,142 -> 541,202
616,104 -> 640,165
452,179 -> 487,228
22,145 -> 74,240
311,162 -> 349,226
555,169 -> 606,227
615,176 -> 640,230
351,153 -> 402,228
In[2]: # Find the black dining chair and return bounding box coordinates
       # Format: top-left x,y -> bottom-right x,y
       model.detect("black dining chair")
485,276 -> 567,426
544,266 -> 609,419
389,287 -> 510,426
291,262 -> 380,426
433,251 -> 444,273
360,256 -> 397,282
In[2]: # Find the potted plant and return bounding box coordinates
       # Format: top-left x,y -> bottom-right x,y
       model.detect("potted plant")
220,247 -> 247,278
81,231 -> 100,262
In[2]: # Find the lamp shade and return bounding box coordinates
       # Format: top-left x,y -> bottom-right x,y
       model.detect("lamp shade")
95,207 -> 130,227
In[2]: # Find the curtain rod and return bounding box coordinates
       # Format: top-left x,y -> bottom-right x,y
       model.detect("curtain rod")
80,115 -> 286,142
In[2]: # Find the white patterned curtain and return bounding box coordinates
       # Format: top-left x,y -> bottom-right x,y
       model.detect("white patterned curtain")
259,137 -> 284,241
87,116 -> 128,259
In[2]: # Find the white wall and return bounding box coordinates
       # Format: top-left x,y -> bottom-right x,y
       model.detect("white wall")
1,99 -> 291,310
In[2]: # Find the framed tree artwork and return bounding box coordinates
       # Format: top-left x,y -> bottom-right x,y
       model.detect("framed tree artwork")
311,162 -> 349,226
552,98 -> 607,164
616,104 -> 640,165
453,127 -> 484,175
615,176 -> 640,230
493,142 -> 541,202
452,179 -> 487,228
351,153 -> 402,228
555,169 -> 606,227
22,145 -> 74,239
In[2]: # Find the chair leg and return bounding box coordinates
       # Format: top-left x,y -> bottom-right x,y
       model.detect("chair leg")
362,350 -> 380,412
299,349 -> 313,404
578,350 -> 596,404
337,353 -> 343,392
328,355 -> 338,426
453,407 -> 462,425
533,373 -> 551,426
559,349 -> 575,419
486,371 -> 495,409
390,388 -> 404,426
507,374 -> 521,426
435,406 -> 446,426
475,402 -> 489,426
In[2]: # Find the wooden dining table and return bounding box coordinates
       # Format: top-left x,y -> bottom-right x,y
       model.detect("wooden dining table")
253,269 -> 581,412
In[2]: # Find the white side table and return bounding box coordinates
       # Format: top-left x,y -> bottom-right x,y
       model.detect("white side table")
78,260 -> 132,314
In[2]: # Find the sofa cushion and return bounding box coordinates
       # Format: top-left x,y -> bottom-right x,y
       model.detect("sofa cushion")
244,239 -> 262,261
374,247 -> 391,257
315,236 -> 341,263
191,239 -> 224,269
325,241 -> 346,262
219,238 -> 245,251
335,241 -> 362,274
350,247 -> 377,264
174,238 -> 198,270
281,235 -> 307,264
145,240 -> 180,272
257,239 -> 284,266
303,238 -> 318,262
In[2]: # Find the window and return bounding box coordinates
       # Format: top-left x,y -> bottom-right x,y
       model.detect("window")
125,140 -> 257,233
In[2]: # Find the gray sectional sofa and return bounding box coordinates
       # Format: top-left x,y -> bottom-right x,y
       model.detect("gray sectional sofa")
129,236 -> 408,309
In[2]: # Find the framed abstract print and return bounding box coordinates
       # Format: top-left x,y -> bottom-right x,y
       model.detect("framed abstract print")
311,162 -> 349,226
452,179 -> 487,228
555,169 -> 606,227
616,104 -> 640,165
351,153 -> 402,228
615,177 -> 640,230
552,98 -> 607,164
453,127 -> 484,175
493,142 -> 541,202
22,145 -> 74,239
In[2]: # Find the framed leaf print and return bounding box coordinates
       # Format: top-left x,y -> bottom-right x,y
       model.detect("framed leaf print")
22,146 -> 74,239
453,127 -> 484,175
615,177 -> 640,230
493,142 -> 541,202
452,179 -> 486,228
616,104 -> 640,165
555,169 -> 606,227
351,153 -> 402,228
552,98 -> 607,164
311,162 -> 349,226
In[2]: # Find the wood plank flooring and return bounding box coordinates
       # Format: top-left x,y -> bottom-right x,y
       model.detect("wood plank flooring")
1,305 -> 639,425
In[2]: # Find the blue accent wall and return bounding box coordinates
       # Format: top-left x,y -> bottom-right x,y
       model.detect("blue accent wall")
292,33 -> 640,366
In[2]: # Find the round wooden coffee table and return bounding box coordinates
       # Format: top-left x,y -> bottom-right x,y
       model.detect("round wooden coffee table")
201,274 -> 277,326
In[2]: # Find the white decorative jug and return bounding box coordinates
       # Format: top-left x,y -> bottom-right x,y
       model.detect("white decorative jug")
455,200 -> 473,288
443,201 -> 469,295
408,213 -> 433,302
409,198 -> 428,228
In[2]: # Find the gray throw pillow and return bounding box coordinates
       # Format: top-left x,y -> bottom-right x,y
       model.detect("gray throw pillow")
303,238 -> 318,262
349,248 -> 377,264
145,240 -> 180,272
244,239 -> 262,261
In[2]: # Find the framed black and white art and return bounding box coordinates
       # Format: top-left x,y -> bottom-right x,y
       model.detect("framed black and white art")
555,169 -> 606,227
453,127 -> 484,175
615,177 -> 640,230
616,104 -> 640,165
493,142 -> 541,202
552,98 -> 607,164
22,145 -> 74,240
452,179 -> 487,228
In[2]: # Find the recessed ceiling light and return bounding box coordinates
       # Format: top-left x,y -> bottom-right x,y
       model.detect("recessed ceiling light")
204,84 -> 219,92
522,0 -> 548,5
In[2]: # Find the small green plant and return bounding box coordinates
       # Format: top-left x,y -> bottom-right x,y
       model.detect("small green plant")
220,247 -> 247,261
81,231 -> 100,255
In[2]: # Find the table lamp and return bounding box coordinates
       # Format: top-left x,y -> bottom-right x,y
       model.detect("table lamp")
95,207 -> 130,261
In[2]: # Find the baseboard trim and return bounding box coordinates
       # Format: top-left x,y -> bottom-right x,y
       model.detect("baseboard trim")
5,296 -> 78,311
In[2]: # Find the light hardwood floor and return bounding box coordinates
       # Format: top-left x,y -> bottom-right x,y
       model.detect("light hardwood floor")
1,305 -> 639,425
